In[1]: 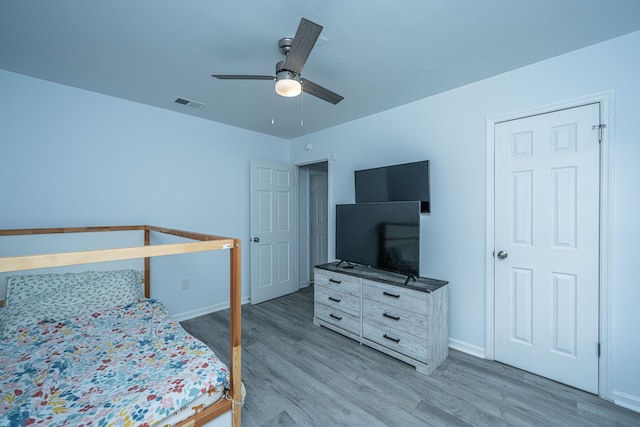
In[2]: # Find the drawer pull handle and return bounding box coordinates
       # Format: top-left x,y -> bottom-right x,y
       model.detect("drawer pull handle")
328,296 -> 341,302
383,312 -> 400,321
330,313 -> 342,321
383,334 -> 400,343
383,291 -> 400,298
329,278 -> 342,284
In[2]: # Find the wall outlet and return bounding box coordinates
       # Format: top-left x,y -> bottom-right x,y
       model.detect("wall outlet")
181,278 -> 190,289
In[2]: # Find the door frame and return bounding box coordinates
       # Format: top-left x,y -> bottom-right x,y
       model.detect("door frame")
307,165 -> 329,279
296,154 -> 334,286
484,91 -> 615,399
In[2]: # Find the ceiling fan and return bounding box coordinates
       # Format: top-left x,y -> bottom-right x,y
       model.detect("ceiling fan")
212,18 -> 344,105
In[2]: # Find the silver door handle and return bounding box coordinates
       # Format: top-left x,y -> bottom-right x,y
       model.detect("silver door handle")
253,237 -> 260,243
497,250 -> 508,259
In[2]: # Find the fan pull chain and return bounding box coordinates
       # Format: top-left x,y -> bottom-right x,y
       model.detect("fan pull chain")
271,79 -> 276,125
300,89 -> 304,126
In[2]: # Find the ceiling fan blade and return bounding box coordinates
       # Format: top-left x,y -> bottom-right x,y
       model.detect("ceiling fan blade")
211,75 -> 274,80
283,18 -> 322,75
301,79 -> 344,105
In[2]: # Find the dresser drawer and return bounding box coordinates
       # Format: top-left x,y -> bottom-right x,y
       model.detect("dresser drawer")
315,302 -> 360,335
363,280 -> 428,315
362,297 -> 428,340
315,268 -> 361,296
315,285 -> 360,316
363,321 -> 428,363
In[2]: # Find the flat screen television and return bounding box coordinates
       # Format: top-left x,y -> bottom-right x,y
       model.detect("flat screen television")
355,160 -> 430,213
335,201 -> 420,278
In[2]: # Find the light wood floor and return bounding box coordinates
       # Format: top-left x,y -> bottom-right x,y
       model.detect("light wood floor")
181,285 -> 640,427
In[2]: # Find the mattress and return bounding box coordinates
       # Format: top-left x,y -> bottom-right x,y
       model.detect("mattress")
0,299 -> 230,426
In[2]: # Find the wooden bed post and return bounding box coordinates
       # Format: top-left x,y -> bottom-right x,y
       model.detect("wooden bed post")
144,227 -> 151,298
230,238 -> 242,427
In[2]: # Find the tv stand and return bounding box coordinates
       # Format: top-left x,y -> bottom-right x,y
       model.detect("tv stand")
403,274 -> 416,286
336,260 -> 355,268
313,262 -> 448,375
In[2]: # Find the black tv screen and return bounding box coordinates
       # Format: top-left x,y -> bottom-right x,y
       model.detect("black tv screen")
336,201 -> 420,277
355,160 -> 430,213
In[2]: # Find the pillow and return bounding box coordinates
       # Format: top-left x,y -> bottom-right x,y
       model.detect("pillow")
5,272 -> 79,307
68,270 -> 144,309
1,269 -> 143,337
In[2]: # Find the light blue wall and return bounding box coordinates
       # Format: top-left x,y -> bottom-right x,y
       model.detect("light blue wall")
290,31 -> 640,408
0,70 -> 289,315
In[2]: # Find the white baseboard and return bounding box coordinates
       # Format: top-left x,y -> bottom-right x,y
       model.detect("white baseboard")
613,391 -> 640,413
299,281 -> 311,289
448,338 -> 486,359
172,296 -> 250,322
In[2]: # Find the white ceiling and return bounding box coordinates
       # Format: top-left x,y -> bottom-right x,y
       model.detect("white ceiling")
1,0 -> 640,140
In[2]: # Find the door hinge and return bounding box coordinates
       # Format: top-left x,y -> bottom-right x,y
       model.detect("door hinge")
597,342 -> 601,357
592,124 -> 606,143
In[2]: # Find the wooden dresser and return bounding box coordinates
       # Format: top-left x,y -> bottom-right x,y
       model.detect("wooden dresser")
313,262 -> 448,375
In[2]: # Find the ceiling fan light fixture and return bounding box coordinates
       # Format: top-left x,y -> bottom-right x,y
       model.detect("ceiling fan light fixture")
275,70 -> 302,97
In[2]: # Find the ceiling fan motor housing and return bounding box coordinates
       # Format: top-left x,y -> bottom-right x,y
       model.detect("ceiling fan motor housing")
275,60 -> 299,79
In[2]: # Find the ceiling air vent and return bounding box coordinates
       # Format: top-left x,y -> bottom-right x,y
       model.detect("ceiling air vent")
174,97 -> 206,109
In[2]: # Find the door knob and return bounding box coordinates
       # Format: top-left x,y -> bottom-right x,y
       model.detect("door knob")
253,237 -> 260,243
497,250 -> 508,259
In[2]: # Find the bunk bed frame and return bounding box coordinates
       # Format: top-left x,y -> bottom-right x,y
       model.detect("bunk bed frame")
0,225 -> 242,427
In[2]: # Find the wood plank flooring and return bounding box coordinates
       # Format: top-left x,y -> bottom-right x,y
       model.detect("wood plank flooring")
181,285 -> 640,427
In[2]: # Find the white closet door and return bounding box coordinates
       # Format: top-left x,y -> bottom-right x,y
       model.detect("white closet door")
494,103 -> 600,393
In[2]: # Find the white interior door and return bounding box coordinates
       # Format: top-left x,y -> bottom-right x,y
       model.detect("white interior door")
250,160 -> 298,305
309,169 -> 328,278
494,103 -> 600,393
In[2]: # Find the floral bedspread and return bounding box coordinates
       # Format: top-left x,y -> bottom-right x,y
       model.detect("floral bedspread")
0,299 -> 230,427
